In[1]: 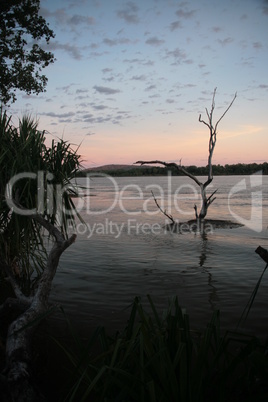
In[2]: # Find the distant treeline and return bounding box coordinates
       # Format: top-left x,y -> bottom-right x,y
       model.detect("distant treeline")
78,162 -> 268,177
77,162 -> 268,177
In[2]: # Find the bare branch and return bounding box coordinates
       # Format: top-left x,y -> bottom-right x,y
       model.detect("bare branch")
194,205 -> 198,220
215,91 -> 237,132
207,188 -> 218,207
151,191 -> 175,224
199,89 -> 237,183
211,87 -> 217,110
205,107 -> 210,121
207,188 -> 218,200
203,177 -> 213,188
135,160 -> 202,186
198,114 -> 210,129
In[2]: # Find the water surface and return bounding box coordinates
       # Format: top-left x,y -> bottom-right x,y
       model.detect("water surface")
50,175 -> 268,339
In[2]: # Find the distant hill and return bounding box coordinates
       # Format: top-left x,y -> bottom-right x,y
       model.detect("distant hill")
84,164 -> 140,172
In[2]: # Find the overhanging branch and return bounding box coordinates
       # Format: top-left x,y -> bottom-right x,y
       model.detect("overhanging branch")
135,160 -> 202,186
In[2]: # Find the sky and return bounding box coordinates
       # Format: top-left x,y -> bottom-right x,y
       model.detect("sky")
9,0 -> 268,168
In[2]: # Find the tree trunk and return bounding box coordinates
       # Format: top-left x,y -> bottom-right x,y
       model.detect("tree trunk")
1,214 -> 76,401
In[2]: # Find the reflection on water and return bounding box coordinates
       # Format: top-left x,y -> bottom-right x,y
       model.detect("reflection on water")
198,233 -> 219,311
50,176 -> 268,339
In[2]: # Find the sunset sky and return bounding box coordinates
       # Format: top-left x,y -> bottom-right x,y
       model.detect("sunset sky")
9,0 -> 268,168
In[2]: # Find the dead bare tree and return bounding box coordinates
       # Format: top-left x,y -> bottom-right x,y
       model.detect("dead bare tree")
136,88 -> 237,226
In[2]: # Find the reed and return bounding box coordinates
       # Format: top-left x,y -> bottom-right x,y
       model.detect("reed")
56,295 -> 268,402
237,263 -> 268,328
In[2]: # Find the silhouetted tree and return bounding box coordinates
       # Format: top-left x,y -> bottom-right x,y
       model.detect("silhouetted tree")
136,88 -> 237,226
0,0 -> 55,104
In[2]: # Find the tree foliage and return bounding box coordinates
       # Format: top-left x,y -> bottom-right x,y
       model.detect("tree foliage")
0,0 -> 55,104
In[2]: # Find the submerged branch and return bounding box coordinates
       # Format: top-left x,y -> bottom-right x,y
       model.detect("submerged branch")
207,188 -> 218,207
255,246 -> 268,264
151,191 -> 175,224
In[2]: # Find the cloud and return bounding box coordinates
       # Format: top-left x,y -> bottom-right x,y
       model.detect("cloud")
103,37 -> 133,46
131,74 -> 147,81
41,111 -> 76,123
222,125 -> 263,140
103,76 -> 115,82
102,68 -> 113,74
42,111 -> 75,118
41,7 -> 95,30
93,85 -> 121,95
123,58 -> 154,67
80,114 -> 125,125
212,26 -> 222,33
69,14 -> 95,26
80,113 -> 94,120
77,106 -> 132,126
262,6 -> 268,15
91,105 -> 108,110
145,84 -> 156,91
218,37 -> 234,46
76,89 -> 89,94
165,47 -> 187,65
56,84 -> 76,93
103,38 -> 117,46
117,2 -> 140,24
253,42 -> 262,49
145,36 -> 165,46
48,41 -> 82,59
169,21 -> 182,31
85,116 -> 113,124
175,8 -> 196,19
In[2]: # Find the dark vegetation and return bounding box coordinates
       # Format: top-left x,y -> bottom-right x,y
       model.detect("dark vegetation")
60,296 -> 268,402
0,0 -> 55,104
0,109 -> 80,401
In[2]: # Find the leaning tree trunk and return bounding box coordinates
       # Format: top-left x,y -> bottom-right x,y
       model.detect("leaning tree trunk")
0,213 -> 76,402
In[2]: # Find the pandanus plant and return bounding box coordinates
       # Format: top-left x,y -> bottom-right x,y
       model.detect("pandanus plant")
0,108 -> 83,401
0,108 -> 81,287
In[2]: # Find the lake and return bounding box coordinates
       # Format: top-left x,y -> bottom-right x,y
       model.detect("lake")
49,174 -> 268,340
